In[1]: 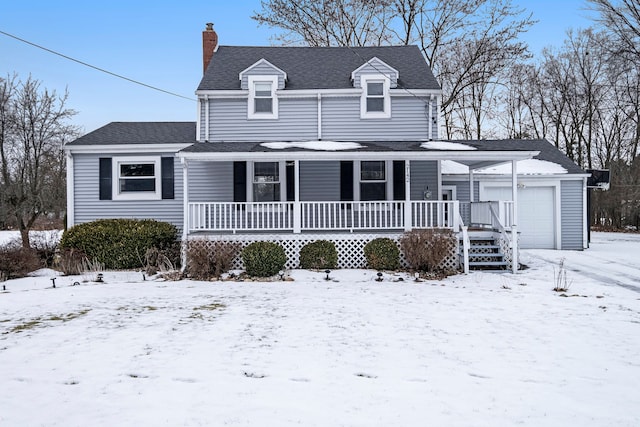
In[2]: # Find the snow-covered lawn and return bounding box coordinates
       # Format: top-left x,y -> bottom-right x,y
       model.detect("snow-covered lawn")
1,232 -> 639,426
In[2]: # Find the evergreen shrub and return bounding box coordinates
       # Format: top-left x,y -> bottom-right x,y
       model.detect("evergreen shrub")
363,237 -> 400,271
59,219 -> 178,270
241,241 -> 286,277
299,240 -> 337,270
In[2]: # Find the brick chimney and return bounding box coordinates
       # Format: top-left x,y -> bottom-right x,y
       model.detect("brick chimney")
202,22 -> 218,74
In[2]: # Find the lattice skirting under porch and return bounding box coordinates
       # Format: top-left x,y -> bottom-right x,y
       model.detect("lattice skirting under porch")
186,233 -> 461,271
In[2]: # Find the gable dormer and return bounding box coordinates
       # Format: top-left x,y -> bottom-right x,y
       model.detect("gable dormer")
239,59 -> 287,120
351,57 -> 399,119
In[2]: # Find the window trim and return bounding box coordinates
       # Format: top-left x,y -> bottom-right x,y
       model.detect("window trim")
360,74 -> 391,119
248,161 -> 286,202
112,156 -> 161,201
248,75 -> 279,120
355,160 -> 392,201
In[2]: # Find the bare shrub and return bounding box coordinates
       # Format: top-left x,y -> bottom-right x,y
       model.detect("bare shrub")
400,229 -> 457,273
186,240 -> 241,280
56,248 -> 87,275
553,258 -> 572,292
30,231 -> 60,268
0,239 -> 41,279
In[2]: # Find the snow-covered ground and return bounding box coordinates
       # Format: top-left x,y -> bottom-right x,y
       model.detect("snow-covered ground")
1,232 -> 639,426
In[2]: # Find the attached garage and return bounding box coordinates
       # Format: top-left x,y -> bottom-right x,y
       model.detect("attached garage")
482,184 -> 558,249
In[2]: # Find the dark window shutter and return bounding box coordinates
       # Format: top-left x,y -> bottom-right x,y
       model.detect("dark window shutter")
161,157 -> 174,199
233,161 -> 247,202
340,161 -> 353,201
99,158 -> 112,200
393,160 -> 406,200
286,161 -> 295,201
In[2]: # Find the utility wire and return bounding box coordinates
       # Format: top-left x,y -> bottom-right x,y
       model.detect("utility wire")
0,29 -> 196,101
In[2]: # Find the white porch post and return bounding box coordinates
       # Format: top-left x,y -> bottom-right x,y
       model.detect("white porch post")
181,158 -> 189,272
293,160 -> 301,233
404,160 -> 412,231
511,160 -> 518,273
469,170 -> 474,203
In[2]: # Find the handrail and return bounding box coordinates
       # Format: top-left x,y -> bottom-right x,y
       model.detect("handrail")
455,211 -> 470,274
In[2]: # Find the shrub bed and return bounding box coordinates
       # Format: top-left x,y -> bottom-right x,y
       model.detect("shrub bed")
299,240 -> 337,270
186,240 -> 241,280
59,219 -> 178,270
400,228 -> 457,273
363,237 -> 400,271
241,241 -> 286,277
0,239 -> 41,280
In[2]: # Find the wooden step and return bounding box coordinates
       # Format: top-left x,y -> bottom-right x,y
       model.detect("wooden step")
469,261 -> 509,267
468,253 -> 504,258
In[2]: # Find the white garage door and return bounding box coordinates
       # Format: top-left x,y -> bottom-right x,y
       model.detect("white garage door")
483,186 -> 556,249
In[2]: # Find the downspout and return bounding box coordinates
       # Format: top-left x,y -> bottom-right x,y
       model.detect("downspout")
428,95 -> 433,140
65,151 -> 74,228
196,98 -> 202,142
317,93 -> 322,140
204,95 -> 210,141
511,160 -> 518,273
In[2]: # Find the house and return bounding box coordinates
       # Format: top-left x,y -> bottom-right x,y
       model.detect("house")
64,23 -> 589,273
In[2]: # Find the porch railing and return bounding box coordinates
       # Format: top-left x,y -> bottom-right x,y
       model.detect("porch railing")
188,200 -> 459,233
189,202 -> 295,232
468,201 -> 515,229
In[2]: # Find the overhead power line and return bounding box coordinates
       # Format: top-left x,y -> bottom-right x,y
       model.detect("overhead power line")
0,29 -> 196,101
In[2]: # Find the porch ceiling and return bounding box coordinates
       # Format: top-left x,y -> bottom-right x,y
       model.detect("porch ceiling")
178,140 -> 539,165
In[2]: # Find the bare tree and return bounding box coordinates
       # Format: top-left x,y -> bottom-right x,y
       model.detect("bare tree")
0,75 -> 78,247
252,0 -> 394,46
588,0 -> 640,61
253,0 -> 535,139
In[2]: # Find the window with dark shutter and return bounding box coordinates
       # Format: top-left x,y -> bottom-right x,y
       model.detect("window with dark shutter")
393,160 -> 406,201
340,161 -> 354,201
99,158 -> 112,200
161,157 -> 174,199
233,161 -> 247,202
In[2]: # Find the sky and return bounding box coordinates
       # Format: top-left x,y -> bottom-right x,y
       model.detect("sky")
0,0 -> 598,134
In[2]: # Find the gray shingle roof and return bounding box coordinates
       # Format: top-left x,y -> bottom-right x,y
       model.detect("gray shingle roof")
464,140 -> 585,174
180,138 -> 584,174
198,45 -> 440,91
66,122 -> 196,146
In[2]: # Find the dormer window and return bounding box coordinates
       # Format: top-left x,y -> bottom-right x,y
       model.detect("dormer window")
366,81 -> 385,112
248,75 -> 279,119
360,74 -> 390,119
254,82 -> 273,113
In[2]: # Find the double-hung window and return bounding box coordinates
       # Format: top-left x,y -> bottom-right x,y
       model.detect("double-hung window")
360,74 -> 391,118
248,75 -> 279,119
112,156 -> 161,200
253,161 -> 281,202
360,161 -> 386,201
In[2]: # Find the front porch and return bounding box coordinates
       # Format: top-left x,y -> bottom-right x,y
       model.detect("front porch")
178,140 -> 538,273
185,200 -> 518,272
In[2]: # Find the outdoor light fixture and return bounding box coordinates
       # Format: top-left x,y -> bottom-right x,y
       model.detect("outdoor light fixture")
50,278 -> 56,288
376,272 -> 383,282
279,270 -> 285,281
325,269 -> 331,281
96,273 -> 104,283
414,272 -> 421,282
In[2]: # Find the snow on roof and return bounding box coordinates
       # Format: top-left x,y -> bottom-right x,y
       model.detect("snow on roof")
260,141 -> 364,151
421,141 -> 477,150
442,159 -> 568,175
